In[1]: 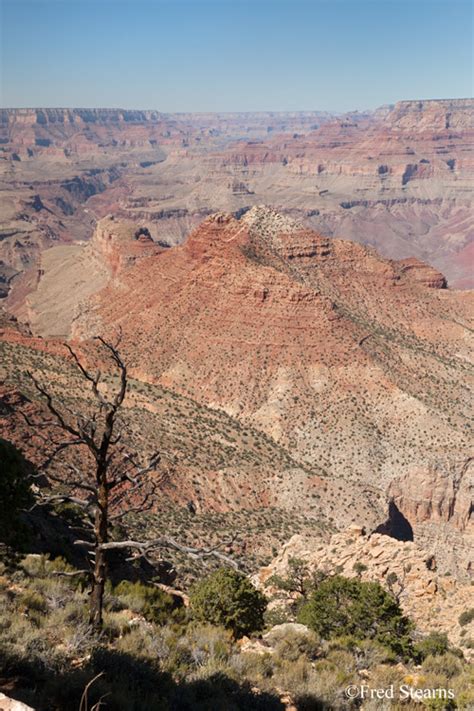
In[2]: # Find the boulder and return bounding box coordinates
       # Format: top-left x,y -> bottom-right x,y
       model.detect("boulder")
0,694 -> 36,711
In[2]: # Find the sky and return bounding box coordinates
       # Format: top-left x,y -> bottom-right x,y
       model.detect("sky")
1,0 -> 472,112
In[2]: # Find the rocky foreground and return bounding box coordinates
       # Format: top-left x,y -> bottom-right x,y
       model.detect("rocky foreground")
255,526 -> 474,657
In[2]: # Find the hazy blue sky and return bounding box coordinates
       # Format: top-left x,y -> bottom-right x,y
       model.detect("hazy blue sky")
1,0 -> 472,111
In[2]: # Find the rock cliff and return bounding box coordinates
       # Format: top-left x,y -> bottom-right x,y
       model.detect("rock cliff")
387,459 -> 473,577
385,99 -> 474,131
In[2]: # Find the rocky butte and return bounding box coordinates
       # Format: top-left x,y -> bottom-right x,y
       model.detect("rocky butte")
209,98 -> 473,288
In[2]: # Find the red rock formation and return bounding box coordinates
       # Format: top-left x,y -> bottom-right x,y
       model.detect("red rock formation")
1,207 -> 472,578
388,460 -> 473,577
397,257 -> 447,289
66,209 -> 472,537
90,216 -> 164,277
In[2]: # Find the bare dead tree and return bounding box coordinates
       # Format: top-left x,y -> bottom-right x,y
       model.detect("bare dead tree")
386,567 -> 409,603
23,335 -> 238,629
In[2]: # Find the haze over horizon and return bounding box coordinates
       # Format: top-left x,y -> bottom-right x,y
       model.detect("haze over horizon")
1,0 -> 472,112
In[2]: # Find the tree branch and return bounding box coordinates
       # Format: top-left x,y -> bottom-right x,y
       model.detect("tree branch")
65,343 -> 109,407
107,451 -> 160,490
40,468 -> 97,495
26,494 -> 95,513
51,569 -> 90,578
40,439 -> 89,470
27,371 -> 96,450
94,335 -> 127,409
95,535 -> 240,570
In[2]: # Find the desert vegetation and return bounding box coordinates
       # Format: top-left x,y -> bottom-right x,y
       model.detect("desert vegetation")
1,374 -> 472,709
0,547 -> 473,710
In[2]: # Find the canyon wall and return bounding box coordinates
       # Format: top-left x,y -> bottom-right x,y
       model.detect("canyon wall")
1,99 -> 472,308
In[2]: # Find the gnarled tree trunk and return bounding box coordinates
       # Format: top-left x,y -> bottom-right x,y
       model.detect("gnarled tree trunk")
89,471 -> 108,629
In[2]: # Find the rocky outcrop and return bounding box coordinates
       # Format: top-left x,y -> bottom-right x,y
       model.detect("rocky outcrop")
5,216 -> 165,337
397,257 -> 448,288
255,528 -> 474,654
0,694 -> 36,711
0,108 -> 165,126
90,215 -> 163,277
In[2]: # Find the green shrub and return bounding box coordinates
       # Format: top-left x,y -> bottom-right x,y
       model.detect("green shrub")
189,568 -> 267,638
422,652 -> 463,679
326,635 -> 396,666
273,629 -> 320,662
182,623 -> 234,669
114,580 -> 179,625
294,649 -> 357,708
414,631 -> 450,661
458,608 -> 474,627
267,558 -> 325,599
453,668 -> 474,709
263,606 -> 291,628
18,590 -> 47,615
274,655 -> 311,693
297,575 -> 413,658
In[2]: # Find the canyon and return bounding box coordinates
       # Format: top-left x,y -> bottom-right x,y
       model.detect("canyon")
0,98 -> 472,308
1,203 -> 472,581
0,99 -> 472,647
